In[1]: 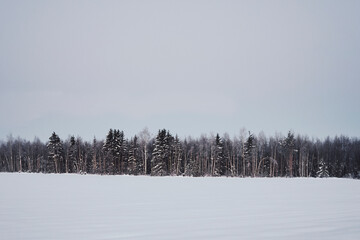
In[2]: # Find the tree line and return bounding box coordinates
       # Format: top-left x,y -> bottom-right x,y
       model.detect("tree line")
0,128 -> 359,178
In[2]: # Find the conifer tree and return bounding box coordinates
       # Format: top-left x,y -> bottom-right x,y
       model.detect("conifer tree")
91,137 -> 98,174
134,136 -> 143,174
173,135 -> 183,175
47,132 -> 63,173
281,131 -> 296,177
122,138 -> 129,174
244,132 -> 255,176
113,130 -> 124,174
213,134 -> 225,176
165,131 -> 174,174
68,136 -> 77,173
151,129 -> 168,176
128,136 -> 141,175
317,158 -> 329,178
103,129 -> 114,174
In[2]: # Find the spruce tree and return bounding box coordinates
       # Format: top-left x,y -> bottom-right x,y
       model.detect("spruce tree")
173,135 -> 183,175
113,130 -> 124,174
214,134 -> 225,176
103,129 -> 114,174
151,129 -> 168,176
68,136 -> 77,173
317,158 -> 329,178
47,132 -> 63,173
165,131 -> 174,174
134,136 -> 143,174
244,132 -> 255,176
281,131 -> 295,177
128,136 -> 140,175
91,137 -> 98,174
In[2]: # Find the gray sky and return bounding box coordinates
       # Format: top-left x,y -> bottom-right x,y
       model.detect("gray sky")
1,0 -> 360,142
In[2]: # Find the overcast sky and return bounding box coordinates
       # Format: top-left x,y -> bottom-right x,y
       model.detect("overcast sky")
1,0 -> 359,142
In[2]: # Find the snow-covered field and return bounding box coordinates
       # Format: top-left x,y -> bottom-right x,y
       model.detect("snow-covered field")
0,173 -> 359,240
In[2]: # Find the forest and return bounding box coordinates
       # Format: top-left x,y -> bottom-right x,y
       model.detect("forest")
0,129 -> 359,178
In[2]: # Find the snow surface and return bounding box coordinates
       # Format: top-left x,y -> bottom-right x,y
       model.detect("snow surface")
1,173 -> 360,240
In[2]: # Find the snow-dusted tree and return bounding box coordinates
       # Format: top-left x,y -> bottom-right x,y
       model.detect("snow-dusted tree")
67,136 -> 77,173
232,135 -> 242,177
6,134 -> 14,172
113,130 -> 125,174
83,141 -> 92,174
31,137 -> 46,173
223,133 -> 236,176
76,137 -> 85,174
281,131 -> 296,177
0,142 -> 7,172
128,135 -> 141,175
165,131 -> 175,174
103,129 -> 114,174
14,137 -> 23,172
47,132 -> 63,173
63,138 -> 69,173
213,134 -> 225,176
134,137 -> 143,174
297,135 -> 310,177
184,144 -> 201,177
151,129 -> 168,176
317,158 -> 329,178
244,132 -> 256,176
238,128 -> 247,177
91,137 -> 98,174
122,138 -> 129,174
173,135 -> 183,175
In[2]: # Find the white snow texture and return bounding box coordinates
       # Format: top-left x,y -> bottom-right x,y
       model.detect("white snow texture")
0,173 -> 359,239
